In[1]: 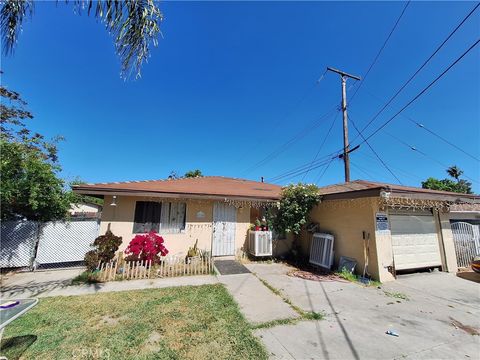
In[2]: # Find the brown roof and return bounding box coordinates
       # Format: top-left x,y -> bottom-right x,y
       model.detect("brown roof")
72,176 -> 282,201
318,180 -> 479,201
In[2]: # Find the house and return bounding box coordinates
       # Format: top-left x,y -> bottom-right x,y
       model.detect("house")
72,176 -> 282,257
69,201 -> 102,218
299,180 -> 480,282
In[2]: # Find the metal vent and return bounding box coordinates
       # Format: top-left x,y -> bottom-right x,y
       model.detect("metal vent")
309,233 -> 334,269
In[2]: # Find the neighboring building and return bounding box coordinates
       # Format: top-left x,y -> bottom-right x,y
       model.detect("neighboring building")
69,202 -> 102,218
72,177 -> 281,257
299,180 -> 480,282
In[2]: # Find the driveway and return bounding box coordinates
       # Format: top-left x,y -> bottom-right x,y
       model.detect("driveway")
246,263 -> 480,360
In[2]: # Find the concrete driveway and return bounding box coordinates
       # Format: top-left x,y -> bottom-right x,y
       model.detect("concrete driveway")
246,263 -> 480,360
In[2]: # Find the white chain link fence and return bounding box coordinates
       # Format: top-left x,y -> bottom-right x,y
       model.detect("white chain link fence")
1,219 -> 100,271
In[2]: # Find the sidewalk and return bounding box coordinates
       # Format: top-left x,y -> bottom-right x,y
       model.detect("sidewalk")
1,269 -> 218,298
218,273 -> 299,325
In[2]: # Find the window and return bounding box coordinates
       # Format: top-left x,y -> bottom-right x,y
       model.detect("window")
133,201 -> 186,234
133,201 -> 161,233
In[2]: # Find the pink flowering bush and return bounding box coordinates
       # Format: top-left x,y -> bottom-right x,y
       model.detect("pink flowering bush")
124,231 -> 169,263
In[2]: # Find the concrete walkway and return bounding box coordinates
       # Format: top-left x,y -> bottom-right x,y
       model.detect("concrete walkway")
1,269 -> 218,298
247,263 -> 480,360
218,273 -> 299,325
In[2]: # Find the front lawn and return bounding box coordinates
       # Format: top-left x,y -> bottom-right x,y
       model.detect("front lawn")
0,284 -> 267,360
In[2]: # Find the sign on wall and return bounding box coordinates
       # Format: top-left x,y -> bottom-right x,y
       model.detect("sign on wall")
376,213 -> 389,232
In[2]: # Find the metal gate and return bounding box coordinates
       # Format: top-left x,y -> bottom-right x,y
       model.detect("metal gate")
0,219 -> 100,270
212,202 -> 236,256
451,222 -> 480,268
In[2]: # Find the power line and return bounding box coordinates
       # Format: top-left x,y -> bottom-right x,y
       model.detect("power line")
361,88 -> 480,162
383,130 -> 479,185
241,70 -> 330,175
361,38 -> 480,144
348,114 -> 403,184
352,2 -> 480,140
314,157 -> 336,184
242,105 -> 338,175
269,37 -> 479,187
349,1 -> 411,103
301,111 -> 340,181
269,156 -> 336,183
408,119 -> 480,162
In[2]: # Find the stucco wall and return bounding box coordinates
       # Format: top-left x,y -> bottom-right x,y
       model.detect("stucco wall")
300,197 -> 382,280
100,195 -> 250,256
302,197 -> 462,282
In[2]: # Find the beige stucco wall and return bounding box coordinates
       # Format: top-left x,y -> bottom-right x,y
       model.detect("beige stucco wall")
100,195 -> 251,256
300,197 -> 382,280
301,197 -> 459,283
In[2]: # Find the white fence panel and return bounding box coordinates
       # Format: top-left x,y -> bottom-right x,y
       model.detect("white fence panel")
0,221 -> 38,268
451,222 -> 480,268
35,220 -> 100,266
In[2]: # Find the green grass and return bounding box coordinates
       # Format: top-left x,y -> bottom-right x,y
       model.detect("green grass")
383,291 -> 409,301
0,285 -> 267,360
254,275 -> 325,322
336,268 -> 381,287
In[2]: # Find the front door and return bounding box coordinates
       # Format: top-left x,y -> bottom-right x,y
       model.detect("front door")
212,202 -> 236,256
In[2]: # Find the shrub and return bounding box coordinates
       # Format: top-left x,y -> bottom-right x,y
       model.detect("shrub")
84,250 -> 100,272
269,183 -> 321,235
84,229 -> 122,271
93,230 -> 123,262
124,231 -> 168,264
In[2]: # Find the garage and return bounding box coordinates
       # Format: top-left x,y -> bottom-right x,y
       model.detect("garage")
390,212 -> 442,271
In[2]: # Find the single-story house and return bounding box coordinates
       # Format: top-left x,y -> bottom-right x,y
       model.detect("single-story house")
299,180 -> 480,282
69,201 -> 102,217
72,176 -> 282,257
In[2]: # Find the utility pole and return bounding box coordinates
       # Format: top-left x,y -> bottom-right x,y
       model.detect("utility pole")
326,67 -> 361,182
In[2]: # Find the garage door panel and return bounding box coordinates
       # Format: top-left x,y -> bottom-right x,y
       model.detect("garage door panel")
390,214 -> 441,270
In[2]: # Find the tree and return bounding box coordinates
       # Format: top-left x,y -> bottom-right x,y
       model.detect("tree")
421,166 -> 473,194
1,82 -> 74,221
446,165 -> 463,182
1,0 -> 163,79
184,169 -> 203,178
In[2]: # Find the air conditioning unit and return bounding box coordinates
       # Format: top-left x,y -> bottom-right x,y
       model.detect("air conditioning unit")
249,231 -> 273,257
309,233 -> 334,269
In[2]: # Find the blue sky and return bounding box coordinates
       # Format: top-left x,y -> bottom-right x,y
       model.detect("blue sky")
2,1 -> 479,192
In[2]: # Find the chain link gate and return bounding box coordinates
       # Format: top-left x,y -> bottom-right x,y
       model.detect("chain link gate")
1,219 -> 100,270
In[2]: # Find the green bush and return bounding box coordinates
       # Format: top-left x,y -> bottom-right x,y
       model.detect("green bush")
84,229 -> 122,271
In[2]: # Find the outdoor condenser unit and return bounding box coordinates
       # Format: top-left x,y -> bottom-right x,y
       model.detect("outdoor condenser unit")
309,233 -> 334,269
249,231 -> 273,257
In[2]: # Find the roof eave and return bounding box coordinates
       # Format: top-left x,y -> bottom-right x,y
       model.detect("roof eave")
72,187 -> 281,202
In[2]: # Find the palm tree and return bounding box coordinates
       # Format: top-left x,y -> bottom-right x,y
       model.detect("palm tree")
446,165 -> 463,182
1,0 -> 163,79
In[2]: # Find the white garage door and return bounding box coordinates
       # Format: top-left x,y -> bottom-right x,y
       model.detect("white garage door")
390,213 -> 442,270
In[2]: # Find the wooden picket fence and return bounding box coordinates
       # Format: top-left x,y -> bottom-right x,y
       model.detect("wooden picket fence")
97,255 -> 213,282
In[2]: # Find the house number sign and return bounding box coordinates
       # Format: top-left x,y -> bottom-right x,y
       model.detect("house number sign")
375,213 -> 389,232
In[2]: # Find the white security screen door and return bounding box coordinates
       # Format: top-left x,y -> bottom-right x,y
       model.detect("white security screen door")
390,213 -> 442,270
212,202 -> 236,256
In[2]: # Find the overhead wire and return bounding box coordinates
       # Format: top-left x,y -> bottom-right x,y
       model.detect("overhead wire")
348,114 -> 403,184
301,110 -> 341,181
352,2 -> 480,141
361,88 -> 480,162
360,38 -> 480,144
383,130 -> 479,184
241,70 -> 330,175
349,0 -> 411,103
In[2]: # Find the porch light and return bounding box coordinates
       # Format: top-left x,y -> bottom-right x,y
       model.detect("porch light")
110,196 -> 117,207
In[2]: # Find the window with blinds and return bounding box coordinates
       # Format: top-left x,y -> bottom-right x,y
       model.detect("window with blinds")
133,201 -> 186,234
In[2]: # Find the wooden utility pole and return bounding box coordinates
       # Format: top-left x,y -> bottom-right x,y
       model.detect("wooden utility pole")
326,67 -> 361,182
